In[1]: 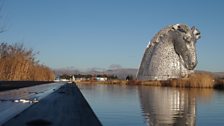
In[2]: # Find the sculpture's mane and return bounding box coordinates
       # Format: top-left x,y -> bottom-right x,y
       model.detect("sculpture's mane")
142,25 -> 174,68
147,24 -> 192,49
147,25 -> 173,49
137,25 -> 174,77
145,24 -> 192,61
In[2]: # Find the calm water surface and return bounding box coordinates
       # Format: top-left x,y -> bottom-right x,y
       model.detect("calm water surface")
77,84 -> 224,126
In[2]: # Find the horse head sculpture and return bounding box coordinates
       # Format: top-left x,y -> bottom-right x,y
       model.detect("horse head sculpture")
137,24 -> 201,80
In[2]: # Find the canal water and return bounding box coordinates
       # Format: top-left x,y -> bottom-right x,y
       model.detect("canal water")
77,84 -> 224,126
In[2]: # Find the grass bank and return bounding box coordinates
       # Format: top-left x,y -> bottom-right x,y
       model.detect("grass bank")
78,73 -> 224,89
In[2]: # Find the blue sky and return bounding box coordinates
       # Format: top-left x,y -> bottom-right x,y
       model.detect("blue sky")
0,0 -> 224,71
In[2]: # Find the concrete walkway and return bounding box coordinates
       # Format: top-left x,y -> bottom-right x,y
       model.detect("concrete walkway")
3,84 -> 102,126
0,83 -> 64,125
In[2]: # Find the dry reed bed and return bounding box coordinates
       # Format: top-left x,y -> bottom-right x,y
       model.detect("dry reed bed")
129,73 -> 224,89
78,73 -> 224,89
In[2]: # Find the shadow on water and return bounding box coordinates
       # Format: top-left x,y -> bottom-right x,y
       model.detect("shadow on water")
138,86 -> 213,126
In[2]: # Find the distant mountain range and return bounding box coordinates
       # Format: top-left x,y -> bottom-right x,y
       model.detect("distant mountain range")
103,68 -> 138,79
54,68 -> 224,79
213,72 -> 224,78
54,68 -> 138,79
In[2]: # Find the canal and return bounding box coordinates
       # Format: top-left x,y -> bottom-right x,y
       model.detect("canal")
77,84 -> 224,126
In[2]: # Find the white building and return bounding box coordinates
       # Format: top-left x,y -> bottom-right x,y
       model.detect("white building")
96,77 -> 107,81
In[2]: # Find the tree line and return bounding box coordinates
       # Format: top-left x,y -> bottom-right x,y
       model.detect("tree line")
59,74 -> 118,80
0,43 -> 55,81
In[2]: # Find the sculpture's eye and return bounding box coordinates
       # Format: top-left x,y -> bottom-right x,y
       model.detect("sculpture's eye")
178,28 -> 187,33
177,25 -> 188,33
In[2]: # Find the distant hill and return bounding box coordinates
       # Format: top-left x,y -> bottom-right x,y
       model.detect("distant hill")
195,70 -> 224,79
80,68 -> 138,79
212,72 -> 224,79
54,68 -> 84,76
104,68 -> 138,79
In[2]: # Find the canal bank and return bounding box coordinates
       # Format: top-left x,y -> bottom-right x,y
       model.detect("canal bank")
0,81 -> 55,91
78,73 -> 224,89
3,83 -> 102,126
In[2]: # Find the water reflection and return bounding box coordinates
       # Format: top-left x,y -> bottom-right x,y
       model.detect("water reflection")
77,84 -> 145,126
77,84 -> 219,126
138,86 -> 213,126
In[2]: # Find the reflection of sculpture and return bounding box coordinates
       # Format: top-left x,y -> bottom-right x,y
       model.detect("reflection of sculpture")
137,24 -> 201,80
138,86 -> 197,126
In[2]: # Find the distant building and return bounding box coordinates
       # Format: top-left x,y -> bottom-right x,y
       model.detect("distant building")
54,77 -> 60,82
96,77 -> 107,81
54,76 -> 70,82
60,79 -> 69,82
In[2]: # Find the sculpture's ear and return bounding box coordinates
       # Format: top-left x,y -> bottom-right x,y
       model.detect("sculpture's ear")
191,26 -> 201,40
